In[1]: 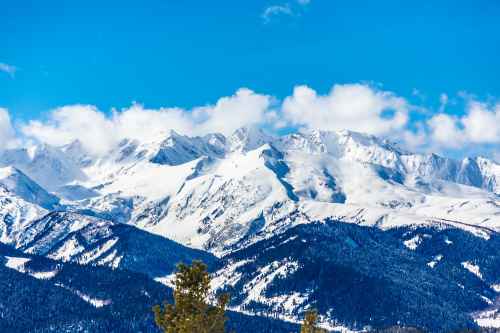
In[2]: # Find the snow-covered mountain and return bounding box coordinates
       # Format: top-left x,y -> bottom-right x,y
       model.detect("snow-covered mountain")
0,241 -> 300,333
0,126 -> 499,331
0,144 -> 87,192
0,166 -> 59,209
212,220 -> 500,332
44,126 -> 499,252
14,211 -> 217,277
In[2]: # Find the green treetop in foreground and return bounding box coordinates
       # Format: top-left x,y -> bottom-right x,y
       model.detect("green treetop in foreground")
153,261 -> 229,333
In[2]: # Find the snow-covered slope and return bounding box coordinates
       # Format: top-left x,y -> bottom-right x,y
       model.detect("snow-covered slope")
0,126 -> 499,332
150,130 -> 227,165
145,144 -> 295,249
212,220 -> 500,332
12,211 -> 217,277
0,166 -> 59,209
0,127 -> 498,253
135,129 -> 500,252
229,126 -> 276,152
2,127 -> 497,253
0,144 -> 87,192
0,187 -> 46,245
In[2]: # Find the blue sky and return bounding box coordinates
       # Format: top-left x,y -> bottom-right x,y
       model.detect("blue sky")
1,0 -> 500,159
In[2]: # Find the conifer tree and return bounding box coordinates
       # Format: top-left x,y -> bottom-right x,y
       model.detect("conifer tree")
153,260 -> 229,333
301,309 -> 326,333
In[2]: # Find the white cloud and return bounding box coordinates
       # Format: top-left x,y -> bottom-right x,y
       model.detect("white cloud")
22,105 -> 119,155
427,100 -> 500,149
0,108 -> 18,149
191,88 -> 273,134
427,113 -> 464,149
401,124 -> 429,151
21,89 -> 272,156
261,0 -> 311,23
462,101 -> 500,143
111,104 -> 194,142
8,83 -> 500,161
261,4 -> 293,22
0,63 -> 17,78
282,84 -> 409,135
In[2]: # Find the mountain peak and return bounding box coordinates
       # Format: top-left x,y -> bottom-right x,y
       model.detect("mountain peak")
0,166 -> 59,209
148,130 -> 227,166
166,129 -> 183,139
0,143 -> 87,191
61,139 -> 94,167
229,126 -> 274,152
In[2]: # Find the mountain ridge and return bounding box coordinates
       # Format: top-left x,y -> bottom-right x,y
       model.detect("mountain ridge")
0,127 -> 499,331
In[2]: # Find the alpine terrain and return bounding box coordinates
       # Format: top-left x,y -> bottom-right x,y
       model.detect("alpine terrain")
1,127 -> 499,332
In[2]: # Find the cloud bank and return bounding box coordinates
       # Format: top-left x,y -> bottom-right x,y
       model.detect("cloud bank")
428,100 -> 500,149
282,84 -> 408,135
21,89 -> 273,155
1,83 -> 499,161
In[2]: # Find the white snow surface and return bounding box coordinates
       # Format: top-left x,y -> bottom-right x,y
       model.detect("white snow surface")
4,256 -> 59,280
404,235 -> 423,250
0,128 -> 499,254
474,309 -> 500,328
427,254 -> 443,268
56,283 -> 111,308
0,127 -> 499,329
462,261 -> 484,280
4,256 -> 30,270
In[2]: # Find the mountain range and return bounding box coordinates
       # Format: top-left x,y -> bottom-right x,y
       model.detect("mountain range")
1,126 -> 499,332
